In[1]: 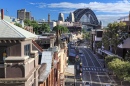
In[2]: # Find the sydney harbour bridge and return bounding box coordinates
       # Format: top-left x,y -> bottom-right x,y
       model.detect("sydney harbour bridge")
67,8 -> 101,31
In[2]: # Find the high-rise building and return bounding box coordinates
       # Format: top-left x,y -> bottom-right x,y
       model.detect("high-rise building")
17,9 -> 31,20
58,13 -> 64,21
25,12 -> 31,20
68,12 -> 75,22
31,17 -> 34,21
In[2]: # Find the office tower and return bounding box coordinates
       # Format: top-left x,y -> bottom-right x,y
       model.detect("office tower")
68,12 -> 75,22
17,9 -> 31,20
58,13 -> 64,21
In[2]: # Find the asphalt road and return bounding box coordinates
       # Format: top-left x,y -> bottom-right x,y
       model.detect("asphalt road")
75,46 -> 117,86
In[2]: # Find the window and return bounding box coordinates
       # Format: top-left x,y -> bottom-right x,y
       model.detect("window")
24,44 -> 30,56
96,31 -> 103,37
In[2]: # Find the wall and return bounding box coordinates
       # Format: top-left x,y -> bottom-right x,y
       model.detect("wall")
21,40 -> 32,57
24,58 -> 35,77
8,44 -> 21,56
6,63 -> 25,78
0,83 -> 25,86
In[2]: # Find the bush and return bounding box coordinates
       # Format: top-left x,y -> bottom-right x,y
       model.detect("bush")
105,55 -> 118,65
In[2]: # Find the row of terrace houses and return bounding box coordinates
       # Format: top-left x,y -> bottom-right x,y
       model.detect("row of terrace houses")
0,9 -> 68,86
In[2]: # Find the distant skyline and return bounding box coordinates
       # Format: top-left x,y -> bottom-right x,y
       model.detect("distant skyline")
0,0 -> 130,26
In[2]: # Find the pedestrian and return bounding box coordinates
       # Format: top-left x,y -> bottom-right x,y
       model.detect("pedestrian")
3,50 -> 7,61
104,64 -> 105,68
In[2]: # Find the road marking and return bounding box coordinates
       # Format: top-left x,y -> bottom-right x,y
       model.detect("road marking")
83,48 -> 102,86
81,48 -> 92,85
87,49 -> 103,67
87,49 -> 116,85
83,67 -> 106,72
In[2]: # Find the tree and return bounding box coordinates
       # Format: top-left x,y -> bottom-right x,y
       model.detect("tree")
105,55 -> 118,65
24,19 -> 31,26
40,23 -> 50,33
14,23 -> 22,28
53,25 -> 69,46
53,25 -> 68,35
82,28 -> 86,33
102,22 -> 127,54
108,58 -> 130,83
31,20 -> 39,34
125,50 -> 130,61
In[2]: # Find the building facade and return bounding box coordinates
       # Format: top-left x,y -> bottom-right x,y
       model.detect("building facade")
0,10 -> 40,86
39,42 -> 68,86
17,9 -> 31,20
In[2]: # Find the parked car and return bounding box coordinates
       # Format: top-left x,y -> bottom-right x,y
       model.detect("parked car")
84,82 -> 90,86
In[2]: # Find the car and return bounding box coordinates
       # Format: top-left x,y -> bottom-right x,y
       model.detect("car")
79,50 -> 82,54
84,82 -> 90,86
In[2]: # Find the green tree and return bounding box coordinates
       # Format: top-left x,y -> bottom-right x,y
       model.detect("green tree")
31,20 -> 39,34
39,23 -> 50,33
108,58 -> 130,82
53,25 -> 69,46
53,25 -> 68,35
14,23 -> 22,28
125,50 -> 130,61
102,22 -> 127,54
24,19 -> 31,26
105,55 -> 118,65
82,29 -> 86,33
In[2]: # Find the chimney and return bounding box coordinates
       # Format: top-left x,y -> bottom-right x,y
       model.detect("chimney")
1,9 -> 4,20
48,13 -> 50,23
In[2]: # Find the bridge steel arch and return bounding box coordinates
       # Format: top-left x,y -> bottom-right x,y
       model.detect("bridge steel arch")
74,8 -> 99,26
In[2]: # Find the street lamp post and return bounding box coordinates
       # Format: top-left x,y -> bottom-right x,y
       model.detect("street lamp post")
74,55 -> 81,86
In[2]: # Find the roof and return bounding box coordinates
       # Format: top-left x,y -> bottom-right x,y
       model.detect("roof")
0,19 -> 37,39
39,51 -> 53,82
32,40 -> 43,52
118,38 -> 130,48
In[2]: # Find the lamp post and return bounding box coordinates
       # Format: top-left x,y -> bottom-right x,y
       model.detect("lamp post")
74,55 -> 80,86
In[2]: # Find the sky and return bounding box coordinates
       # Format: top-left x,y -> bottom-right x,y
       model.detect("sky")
0,0 -> 130,26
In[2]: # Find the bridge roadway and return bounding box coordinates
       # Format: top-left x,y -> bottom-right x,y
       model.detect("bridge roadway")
75,47 -> 117,86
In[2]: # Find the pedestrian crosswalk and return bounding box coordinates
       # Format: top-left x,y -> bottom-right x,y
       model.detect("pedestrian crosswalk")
76,46 -> 88,48
82,66 -> 106,72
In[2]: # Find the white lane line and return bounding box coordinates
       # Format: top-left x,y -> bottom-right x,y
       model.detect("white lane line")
81,48 -> 92,86
87,49 -> 102,67
83,48 -> 102,86
88,49 -> 117,85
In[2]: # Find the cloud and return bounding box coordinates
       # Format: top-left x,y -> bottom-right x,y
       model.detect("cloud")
29,0 -> 130,13
47,0 -> 130,13
29,0 -> 130,26
97,14 -> 128,26
29,2 -> 46,8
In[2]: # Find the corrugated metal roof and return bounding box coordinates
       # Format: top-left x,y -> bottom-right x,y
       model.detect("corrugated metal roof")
39,51 -> 53,82
0,19 -> 37,39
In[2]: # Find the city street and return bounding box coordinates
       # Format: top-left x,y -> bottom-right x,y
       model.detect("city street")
75,46 -> 117,86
